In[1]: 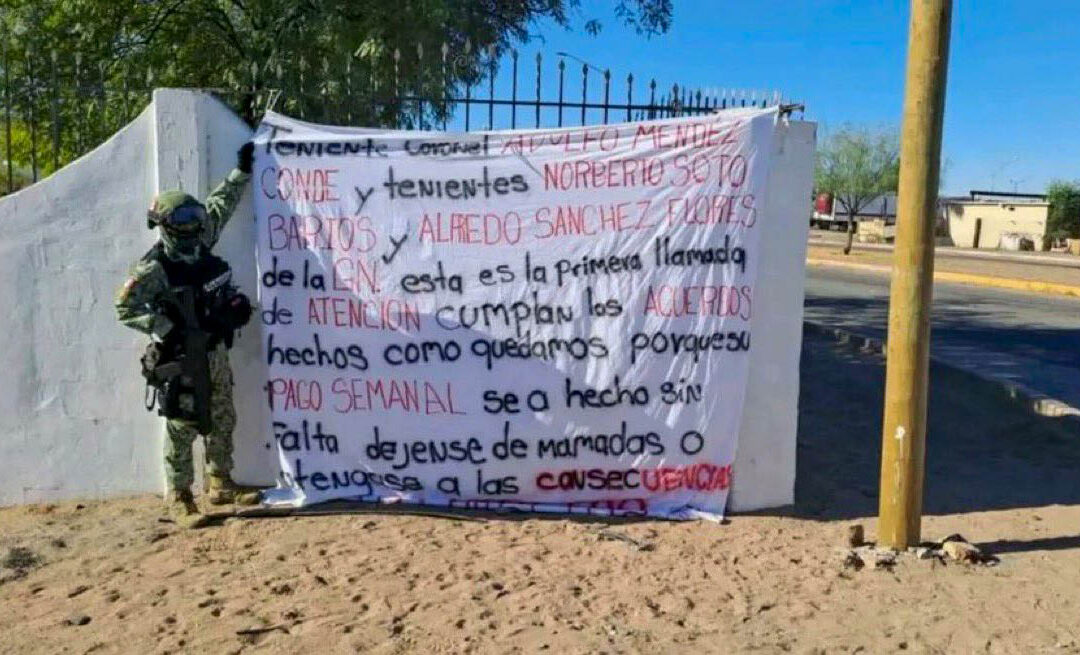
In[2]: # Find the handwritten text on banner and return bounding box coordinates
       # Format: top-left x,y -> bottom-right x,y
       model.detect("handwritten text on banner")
252,107 -> 779,520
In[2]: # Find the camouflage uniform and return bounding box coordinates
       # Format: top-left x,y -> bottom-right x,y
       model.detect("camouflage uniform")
115,169 -> 250,493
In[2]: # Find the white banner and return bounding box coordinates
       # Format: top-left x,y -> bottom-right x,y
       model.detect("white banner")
252,107 -> 779,520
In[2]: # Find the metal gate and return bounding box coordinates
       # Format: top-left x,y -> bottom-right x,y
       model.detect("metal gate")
1,38 -> 801,194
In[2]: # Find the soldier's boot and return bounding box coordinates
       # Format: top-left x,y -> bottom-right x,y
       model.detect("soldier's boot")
164,489 -> 209,529
206,474 -> 261,506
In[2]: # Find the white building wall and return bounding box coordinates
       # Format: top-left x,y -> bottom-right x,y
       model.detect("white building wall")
0,90 -> 812,512
946,202 -> 1049,250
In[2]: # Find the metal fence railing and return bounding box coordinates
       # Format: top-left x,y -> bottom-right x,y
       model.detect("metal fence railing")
2,38 -> 801,195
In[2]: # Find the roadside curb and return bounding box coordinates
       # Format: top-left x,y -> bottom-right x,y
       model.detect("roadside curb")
803,321 -> 1080,434
807,236 -> 1080,269
806,257 -> 1080,299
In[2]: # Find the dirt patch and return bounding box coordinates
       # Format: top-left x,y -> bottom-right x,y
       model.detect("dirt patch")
0,334 -> 1077,654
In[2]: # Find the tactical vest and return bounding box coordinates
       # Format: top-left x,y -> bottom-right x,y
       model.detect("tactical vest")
144,242 -> 233,335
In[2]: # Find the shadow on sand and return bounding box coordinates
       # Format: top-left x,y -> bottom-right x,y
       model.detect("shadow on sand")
794,332 -> 1080,521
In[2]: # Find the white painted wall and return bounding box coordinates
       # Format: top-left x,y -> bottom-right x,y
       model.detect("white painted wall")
0,89 -> 812,512
729,119 -> 815,511
0,90 -> 270,506
0,107 -> 160,504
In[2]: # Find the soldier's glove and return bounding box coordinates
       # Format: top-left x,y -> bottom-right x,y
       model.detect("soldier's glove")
223,293 -> 253,330
204,291 -> 252,342
237,142 -> 254,174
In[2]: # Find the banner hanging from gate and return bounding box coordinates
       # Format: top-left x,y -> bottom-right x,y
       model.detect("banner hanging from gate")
252,107 -> 779,520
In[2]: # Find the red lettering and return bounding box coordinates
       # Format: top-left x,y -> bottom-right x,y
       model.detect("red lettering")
643,285 -> 751,319
266,214 -> 376,252
418,211 -> 523,246
267,378 -> 323,411
331,377 -> 462,415
307,296 -> 421,331
262,166 -> 340,202
536,464 -> 731,494
541,158 -> 664,191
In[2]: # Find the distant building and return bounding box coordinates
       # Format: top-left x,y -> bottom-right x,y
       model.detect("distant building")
944,190 -> 1050,251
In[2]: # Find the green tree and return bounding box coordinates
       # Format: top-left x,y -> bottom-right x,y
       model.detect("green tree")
1045,180 -> 1080,242
815,126 -> 900,255
0,0 -> 672,187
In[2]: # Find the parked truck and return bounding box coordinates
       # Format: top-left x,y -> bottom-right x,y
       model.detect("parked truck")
811,192 -> 897,230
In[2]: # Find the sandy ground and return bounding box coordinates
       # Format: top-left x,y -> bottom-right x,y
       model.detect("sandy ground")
1,334 -> 1078,655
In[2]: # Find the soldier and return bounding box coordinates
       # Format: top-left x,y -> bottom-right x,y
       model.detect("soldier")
116,142 -> 260,528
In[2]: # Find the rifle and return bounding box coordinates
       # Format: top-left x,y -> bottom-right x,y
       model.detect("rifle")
142,286 -> 214,434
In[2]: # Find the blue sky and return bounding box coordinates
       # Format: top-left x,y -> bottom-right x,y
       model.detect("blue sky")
497,0 -> 1079,195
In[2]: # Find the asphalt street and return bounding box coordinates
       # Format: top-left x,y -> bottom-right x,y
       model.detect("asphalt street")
803,266 -> 1080,409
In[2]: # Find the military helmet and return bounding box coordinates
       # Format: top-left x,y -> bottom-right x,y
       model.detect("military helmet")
147,190 -> 207,234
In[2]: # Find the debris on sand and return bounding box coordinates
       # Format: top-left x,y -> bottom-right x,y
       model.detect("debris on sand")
852,547 -> 896,570
940,535 -> 991,564
2,546 -> 40,570
1,546 -> 42,584
592,529 -> 655,552
839,549 -> 864,570
844,524 -> 865,548
911,547 -> 938,560
64,614 -> 91,627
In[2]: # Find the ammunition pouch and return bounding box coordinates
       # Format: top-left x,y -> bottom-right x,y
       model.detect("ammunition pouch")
141,340 -> 211,433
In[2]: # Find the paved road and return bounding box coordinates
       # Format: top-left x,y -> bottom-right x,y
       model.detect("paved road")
804,266 -> 1080,409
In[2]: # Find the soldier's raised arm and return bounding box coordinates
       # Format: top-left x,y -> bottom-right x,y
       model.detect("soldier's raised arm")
201,142 -> 254,248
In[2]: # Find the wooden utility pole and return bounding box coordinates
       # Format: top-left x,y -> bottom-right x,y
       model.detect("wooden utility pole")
877,0 -> 953,549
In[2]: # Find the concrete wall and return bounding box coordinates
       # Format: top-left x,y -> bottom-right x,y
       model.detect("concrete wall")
730,119 -> 814,512
0,90 -> 268,506
946,201 -> 1050,250
0,107 -> 160,504
0,91 -> 812,512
